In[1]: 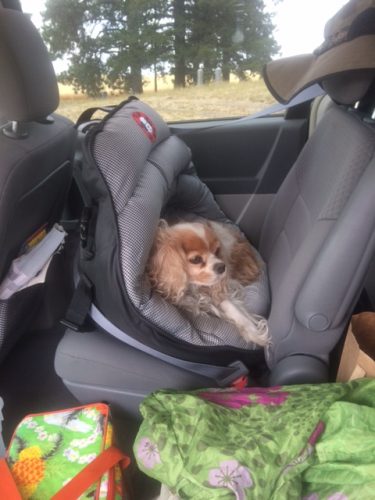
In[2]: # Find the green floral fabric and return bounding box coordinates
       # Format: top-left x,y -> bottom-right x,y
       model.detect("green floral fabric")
134,379 -> 375,499
7,403 -> 122,499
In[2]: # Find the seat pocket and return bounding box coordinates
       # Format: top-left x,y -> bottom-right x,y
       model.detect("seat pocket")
0,283 -> 45,362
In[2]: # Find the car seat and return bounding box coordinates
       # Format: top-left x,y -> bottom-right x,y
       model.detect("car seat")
308,95 -> 333,137
54,66 -> 375,417
0,6 -> 76,360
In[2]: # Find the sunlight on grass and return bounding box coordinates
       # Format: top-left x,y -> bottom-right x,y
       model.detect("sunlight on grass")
57,79 -> 275,123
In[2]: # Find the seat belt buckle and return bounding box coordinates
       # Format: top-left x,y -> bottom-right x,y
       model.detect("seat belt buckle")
216,360 -> 249,388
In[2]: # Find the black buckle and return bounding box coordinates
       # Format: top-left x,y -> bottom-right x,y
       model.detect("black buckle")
80,207 -> 92,248
216,360 -> 249,387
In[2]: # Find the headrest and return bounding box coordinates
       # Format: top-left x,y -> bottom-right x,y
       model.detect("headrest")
0,7 -> 59,121
322,69 -> 375,105
263,0 -> 375,105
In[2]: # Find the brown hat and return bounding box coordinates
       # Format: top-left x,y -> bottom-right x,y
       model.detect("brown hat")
263,0 -> 375,104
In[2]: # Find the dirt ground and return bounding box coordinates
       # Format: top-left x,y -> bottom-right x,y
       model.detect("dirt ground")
57,79 -> 275,123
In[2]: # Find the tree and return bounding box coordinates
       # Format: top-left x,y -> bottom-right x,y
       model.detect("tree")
173,0 -> 187,87
230,0 -> 280,80
186,0 -> 279,83
103,0 -> 171,93
42,0 -> 279,95
42,0 -> 170,95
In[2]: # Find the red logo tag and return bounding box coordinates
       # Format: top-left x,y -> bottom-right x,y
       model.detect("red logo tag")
132,112 -> 157,142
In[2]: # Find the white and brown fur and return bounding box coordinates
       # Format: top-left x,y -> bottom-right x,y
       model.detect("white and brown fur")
146,219 -> 269,346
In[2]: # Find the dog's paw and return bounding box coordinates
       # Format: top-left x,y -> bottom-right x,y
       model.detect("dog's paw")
240,317 -> 270,347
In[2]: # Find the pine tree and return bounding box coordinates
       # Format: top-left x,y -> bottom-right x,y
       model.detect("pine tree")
173,0 -> 187,87
187,0 -> 279,83
42,0 -> 170,95
42,0 -> 280,95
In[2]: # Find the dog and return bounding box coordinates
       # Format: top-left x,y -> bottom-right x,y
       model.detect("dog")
146,219 -> 269,346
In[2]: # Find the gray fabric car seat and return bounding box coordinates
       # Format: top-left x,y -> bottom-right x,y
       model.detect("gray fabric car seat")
308,94 -> 333,137
0,7 -> 76,359
54,71 -> 375,416
261,90 -> 375,384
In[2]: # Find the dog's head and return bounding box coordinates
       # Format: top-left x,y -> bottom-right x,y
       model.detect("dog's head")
147,220 -> 227,302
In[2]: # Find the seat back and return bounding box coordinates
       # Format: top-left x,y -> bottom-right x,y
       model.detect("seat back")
0,7 -> 76,356
308,94 -> 333,137
0,7 -> 76,281
260,75 -> 375,380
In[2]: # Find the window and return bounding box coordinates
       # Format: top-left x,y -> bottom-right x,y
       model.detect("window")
23,0 -> 347,122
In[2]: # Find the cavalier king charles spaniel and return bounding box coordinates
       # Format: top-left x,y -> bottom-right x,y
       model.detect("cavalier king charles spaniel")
147,219 -> 269,347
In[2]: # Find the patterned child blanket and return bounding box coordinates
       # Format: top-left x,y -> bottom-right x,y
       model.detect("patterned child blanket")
134,379 -> 375,499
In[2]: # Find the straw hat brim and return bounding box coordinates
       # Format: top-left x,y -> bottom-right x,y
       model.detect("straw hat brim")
263,35 -> 375,104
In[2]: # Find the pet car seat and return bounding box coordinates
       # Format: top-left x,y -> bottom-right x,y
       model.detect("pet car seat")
57,97 -> 271,394
0,6 -> 76,360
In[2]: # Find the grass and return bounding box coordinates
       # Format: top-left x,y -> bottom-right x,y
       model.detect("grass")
57,79 -> 276,123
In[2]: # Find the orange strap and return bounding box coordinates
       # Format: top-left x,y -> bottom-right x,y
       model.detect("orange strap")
0,458 -> 22,500
52,446 -> 130,500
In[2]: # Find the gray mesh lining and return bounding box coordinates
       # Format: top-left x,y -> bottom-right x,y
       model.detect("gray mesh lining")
0,301 -> 8,350
93,100 -> 269,349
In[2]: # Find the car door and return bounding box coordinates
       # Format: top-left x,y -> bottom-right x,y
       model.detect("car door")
170,102 -> 310,245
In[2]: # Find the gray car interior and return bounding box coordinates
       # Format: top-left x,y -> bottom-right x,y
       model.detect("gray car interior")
54,72 -> 375,416
0,2 -> 374,439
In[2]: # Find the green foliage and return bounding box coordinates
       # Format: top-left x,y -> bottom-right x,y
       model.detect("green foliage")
42,0 -> 280,95
43,0 -> 170,95
186,0 -> 279,83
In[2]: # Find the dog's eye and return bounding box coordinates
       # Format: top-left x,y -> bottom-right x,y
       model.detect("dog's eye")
189,255 -> 203,265
215,246 -> 221,256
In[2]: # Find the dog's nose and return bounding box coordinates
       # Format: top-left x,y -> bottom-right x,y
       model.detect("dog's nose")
214,262 -> 226,275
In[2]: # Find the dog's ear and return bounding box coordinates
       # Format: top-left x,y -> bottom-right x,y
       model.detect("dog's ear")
158,218 -> 168,229
229,239 -> 260,285
147,225 -> 188,303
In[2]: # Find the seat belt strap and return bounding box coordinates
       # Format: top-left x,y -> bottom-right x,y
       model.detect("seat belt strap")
238,83 -> 325,122
61,279 -> 249,386
90,304 -> 249,387
61,276 -> 93,331
73,134 -> 93,209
